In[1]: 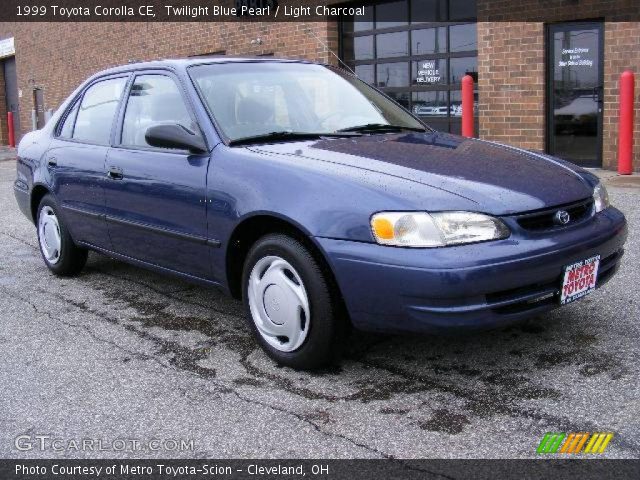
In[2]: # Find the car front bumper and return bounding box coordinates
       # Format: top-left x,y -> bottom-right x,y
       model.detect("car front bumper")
316,207 -> 627,334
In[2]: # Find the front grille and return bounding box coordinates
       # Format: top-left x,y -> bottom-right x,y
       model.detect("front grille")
516,198 -> 594,231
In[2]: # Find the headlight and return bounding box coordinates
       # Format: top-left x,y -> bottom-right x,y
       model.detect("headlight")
593,183 -> 610,213
370,211 -> 510,247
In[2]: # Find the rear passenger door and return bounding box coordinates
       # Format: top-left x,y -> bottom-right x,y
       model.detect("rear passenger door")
103,71 -> 212,279
48,75 -> 128,249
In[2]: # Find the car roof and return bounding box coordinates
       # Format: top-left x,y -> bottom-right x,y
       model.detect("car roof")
93,57 -> 316,77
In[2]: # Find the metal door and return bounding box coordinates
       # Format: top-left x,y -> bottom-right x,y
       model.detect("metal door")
3,57 -> 20,139
547,22 -> 604,167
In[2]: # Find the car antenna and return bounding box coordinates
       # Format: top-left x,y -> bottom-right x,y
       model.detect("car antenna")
303,25 -> 357,77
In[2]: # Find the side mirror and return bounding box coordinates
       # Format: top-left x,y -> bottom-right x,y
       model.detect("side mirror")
145,124 -> 207,154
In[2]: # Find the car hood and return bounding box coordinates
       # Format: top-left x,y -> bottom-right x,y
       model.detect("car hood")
248,132 -> 594,215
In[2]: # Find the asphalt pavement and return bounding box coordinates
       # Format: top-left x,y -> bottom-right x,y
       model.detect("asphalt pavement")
0,157 -> 638,459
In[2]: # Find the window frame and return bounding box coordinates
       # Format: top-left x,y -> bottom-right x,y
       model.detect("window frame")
113,69 -> 205,154
54,73 -> 131,147
55,97 -> 81,140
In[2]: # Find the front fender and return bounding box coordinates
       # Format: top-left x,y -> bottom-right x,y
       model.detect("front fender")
206,145 -> 473,246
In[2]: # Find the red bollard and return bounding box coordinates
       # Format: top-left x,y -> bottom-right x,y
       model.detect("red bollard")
7,111 -> 15,148
461,74 -> 474,138
618,70 -> 635,175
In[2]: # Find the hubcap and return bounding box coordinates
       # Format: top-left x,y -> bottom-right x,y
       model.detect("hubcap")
38,206 -> 62,265
247,256 -> 310,352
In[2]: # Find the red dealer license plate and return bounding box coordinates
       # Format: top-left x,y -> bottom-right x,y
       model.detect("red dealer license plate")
560,255 -> 600,305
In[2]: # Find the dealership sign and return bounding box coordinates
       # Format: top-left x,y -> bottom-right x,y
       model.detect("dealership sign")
559,47 -> 594,68
417,61 -> 441,84
0,37 -> 14,58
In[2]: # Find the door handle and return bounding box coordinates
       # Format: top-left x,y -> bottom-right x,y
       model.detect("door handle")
107,166 -> 124,180
47,157 -> 57,167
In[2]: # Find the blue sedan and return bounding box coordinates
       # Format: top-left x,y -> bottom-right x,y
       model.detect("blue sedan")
14,58 -> 627,369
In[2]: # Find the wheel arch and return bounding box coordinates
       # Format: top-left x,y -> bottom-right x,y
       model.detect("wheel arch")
30,184 -> 51,224
225,213 -> 347,317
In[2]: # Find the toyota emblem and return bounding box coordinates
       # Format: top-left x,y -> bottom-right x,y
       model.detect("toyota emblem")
554,210 -> 571,225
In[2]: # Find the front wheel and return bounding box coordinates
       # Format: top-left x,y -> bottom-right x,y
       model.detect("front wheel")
37,194 -> 88,276
242,234 -> 345,370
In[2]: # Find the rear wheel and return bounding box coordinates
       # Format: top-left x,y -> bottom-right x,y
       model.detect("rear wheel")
37,194 -> 87,276
242,234 -> 345,369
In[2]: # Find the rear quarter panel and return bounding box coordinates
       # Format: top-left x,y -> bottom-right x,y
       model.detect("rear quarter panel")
15,130 -> 53,223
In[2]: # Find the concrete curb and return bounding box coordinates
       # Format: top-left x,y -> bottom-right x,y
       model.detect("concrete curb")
592,169 -> 640,191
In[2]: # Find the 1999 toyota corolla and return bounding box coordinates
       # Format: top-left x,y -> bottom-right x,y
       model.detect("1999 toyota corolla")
14,58 -> 627,369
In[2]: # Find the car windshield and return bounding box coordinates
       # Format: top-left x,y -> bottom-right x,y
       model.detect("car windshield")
188,62 -> 428,143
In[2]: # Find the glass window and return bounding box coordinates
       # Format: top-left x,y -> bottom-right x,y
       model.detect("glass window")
189,62 -> 425,141
354,36 -> 374,60
412,28 -> 446,55
376,32 -> 409,58
72,77 -> 126,144
411,0 -> 446,23
121,75 -> 194,148
355,64 -> 375,85
376,1 -> 408,29
343,36 -> 374,61
412,91 -> 449,117
450,23 -> 477,52
340,0 -> 478,135
353,6 -> 374,32
450,90 -> 479,117
59,101 -> 79,138
449,0 -> 477,20
450,56 -> 478,85
385,91 -> 411,111
376,62 -> 409,87
412,59 -> 447,86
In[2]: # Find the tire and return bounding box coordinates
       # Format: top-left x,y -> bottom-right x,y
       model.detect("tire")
36,194 -> 88,276
242,233 -> 346,370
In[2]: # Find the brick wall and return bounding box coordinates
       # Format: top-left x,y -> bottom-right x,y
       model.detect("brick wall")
0,19 -> 338,144
477,22 -> 545,150
603,22 -> 640,171
478,0 -> 640,171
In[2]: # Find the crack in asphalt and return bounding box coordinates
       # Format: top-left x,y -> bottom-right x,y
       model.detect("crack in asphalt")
1,221 -> 639,459
84,266 -> 246,321
88,273 -> 640,456
0,287 -> 167,367
0,253 -> 485,472
0,231 -> 38,250
0,283 -> 398,461
355,357 -> 640,455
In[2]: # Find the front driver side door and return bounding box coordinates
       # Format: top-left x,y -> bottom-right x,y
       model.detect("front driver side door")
103,72 -> 212,279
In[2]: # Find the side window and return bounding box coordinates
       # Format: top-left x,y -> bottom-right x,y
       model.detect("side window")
73,77 -> 127,144
121,75 -> 195,148
58,101 -> 80,138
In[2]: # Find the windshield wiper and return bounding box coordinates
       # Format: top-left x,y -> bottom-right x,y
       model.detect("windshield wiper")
228,130 -> 359,146
337,123 -> 427,133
